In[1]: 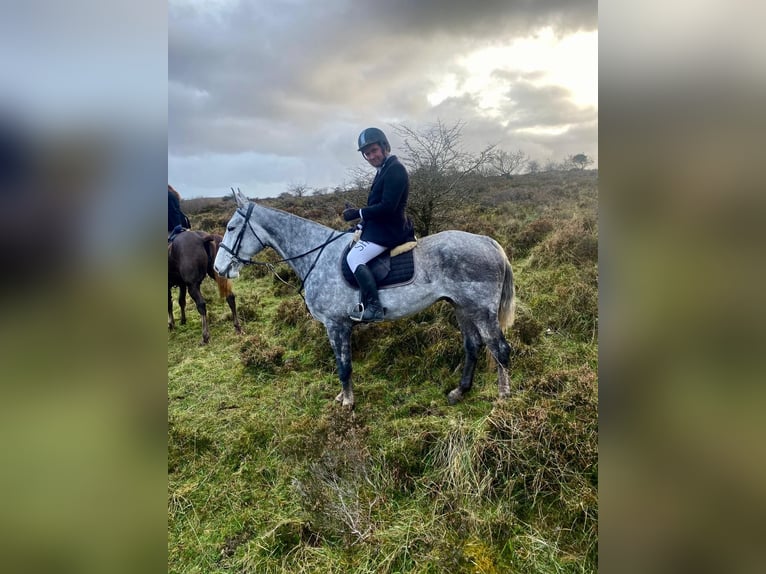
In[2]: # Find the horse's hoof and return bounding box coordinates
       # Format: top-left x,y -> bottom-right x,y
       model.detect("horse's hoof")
334,391 -> 354,409
447,388 -> 463,405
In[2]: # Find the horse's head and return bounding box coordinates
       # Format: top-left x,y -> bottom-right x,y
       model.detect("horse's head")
214,189 -> 267,278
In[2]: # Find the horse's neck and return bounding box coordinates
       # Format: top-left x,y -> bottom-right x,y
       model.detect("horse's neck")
257,205 -> 335,278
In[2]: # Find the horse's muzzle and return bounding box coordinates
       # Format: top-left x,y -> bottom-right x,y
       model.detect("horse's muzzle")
215,261 -> 240,279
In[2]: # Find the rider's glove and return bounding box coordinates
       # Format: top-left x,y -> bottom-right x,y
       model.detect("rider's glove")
342,208 -> 361,222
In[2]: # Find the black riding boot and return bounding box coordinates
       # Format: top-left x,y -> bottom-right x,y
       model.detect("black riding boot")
350,264 -> 384,323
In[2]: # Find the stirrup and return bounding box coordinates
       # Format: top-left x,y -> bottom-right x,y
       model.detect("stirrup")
349,302 -> 366,322
350,302 -> 384,323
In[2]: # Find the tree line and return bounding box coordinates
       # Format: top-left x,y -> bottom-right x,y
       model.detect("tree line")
284,119 -> 595,235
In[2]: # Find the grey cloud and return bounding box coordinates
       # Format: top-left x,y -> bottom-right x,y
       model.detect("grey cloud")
348,0 -> 597,36
169,0 -> 597,195
501,78 -> 597,129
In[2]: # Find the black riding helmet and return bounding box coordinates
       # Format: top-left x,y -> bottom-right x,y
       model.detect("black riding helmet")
357,127 -> 390,153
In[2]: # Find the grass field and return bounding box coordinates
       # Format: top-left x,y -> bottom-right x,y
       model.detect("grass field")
168,171 -> 598,573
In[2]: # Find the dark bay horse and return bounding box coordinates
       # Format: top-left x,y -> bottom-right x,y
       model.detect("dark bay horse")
214,189 -> 515,408
169,230 -> 242,345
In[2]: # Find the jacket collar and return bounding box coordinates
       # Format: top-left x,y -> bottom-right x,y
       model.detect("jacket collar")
376,154 -> 396,174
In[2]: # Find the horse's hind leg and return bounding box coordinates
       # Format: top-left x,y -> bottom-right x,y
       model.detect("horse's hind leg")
448,309 -> 483,405
478,317 -> 512,399
168,287 -> 175,330
188,282 -> 209,345
325,321 -> 354,408
179,284 -> 188,325
226,293 -> 242,334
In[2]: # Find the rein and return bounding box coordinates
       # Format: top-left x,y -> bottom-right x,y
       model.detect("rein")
221,203 -> 351,301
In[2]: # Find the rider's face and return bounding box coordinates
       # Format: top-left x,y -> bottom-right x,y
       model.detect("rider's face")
361,143 -> 386,168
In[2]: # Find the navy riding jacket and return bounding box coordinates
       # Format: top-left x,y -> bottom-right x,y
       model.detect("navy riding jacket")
168,190 -> 190,232
359,155 -> 414,247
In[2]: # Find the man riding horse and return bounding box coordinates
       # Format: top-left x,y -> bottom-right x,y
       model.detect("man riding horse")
342,127 -> 415,323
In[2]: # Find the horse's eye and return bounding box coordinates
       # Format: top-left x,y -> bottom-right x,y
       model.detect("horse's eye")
228,226 -> 236,232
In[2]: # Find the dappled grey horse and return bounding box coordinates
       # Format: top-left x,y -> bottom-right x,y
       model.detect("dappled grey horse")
214,189 -> 515,408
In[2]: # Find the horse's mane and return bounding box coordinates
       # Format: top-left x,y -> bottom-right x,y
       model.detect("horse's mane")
168,184 -> 181,201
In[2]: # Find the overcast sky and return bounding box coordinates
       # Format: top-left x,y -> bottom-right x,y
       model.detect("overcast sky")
169,0 -> 597,198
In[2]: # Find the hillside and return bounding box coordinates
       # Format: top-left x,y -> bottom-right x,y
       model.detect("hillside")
168,170 -> 598,573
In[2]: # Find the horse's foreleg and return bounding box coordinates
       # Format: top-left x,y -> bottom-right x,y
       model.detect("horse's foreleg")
226,293 -> 242,334
189,283 -> 209,345
179,284 -> 188,325
168,287 -> 175,330
449,313 -> 483,405
325,322 -> 354,408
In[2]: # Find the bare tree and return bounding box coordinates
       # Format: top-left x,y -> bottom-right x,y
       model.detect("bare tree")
341,166 -> 374,206
569,153 -> 594,170
526,159 -> 540,174
490,148 -> 528,178
392,119 -> 495,236
287,182 -> 309,198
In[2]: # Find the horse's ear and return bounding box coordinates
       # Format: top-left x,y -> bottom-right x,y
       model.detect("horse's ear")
232,187 -> 248,208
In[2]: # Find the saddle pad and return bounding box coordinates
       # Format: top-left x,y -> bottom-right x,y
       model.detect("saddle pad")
341,243 -> 416,289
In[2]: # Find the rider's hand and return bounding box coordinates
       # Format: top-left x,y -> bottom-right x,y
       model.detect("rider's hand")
342,208 -> 361,222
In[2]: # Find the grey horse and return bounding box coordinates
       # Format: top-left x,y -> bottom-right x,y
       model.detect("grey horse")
214,189 -> 515,408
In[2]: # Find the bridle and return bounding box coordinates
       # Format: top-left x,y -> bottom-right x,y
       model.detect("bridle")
218,203 -> 262,275
218,201 -> 350,299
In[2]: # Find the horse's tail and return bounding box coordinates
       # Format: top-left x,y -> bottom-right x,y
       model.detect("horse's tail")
214,271 -> 234,300
498,245 -> 516,332
206,234 -> 234,300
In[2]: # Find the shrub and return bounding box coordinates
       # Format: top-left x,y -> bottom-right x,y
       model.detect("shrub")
292,409 -> 381,545
234,295 -> 259,322
529,215 -> 597,268
239,334 -> 285,372
513,217 -> 555,257
193,214 -> 230,233
275,298 -> 310,327
511,304 -> 544,345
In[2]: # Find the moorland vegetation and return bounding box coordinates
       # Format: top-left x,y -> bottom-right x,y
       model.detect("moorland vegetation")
168,168 -> 598,573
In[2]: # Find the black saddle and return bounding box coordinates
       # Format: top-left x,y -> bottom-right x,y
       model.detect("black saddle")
341,243 -> 415,289
168,225 -> 188,243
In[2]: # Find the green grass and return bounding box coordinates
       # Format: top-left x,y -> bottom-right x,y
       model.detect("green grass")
170,171 -> 598,573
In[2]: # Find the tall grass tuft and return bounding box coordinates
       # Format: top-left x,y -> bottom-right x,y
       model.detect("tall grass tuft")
292,409 -> 382,546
